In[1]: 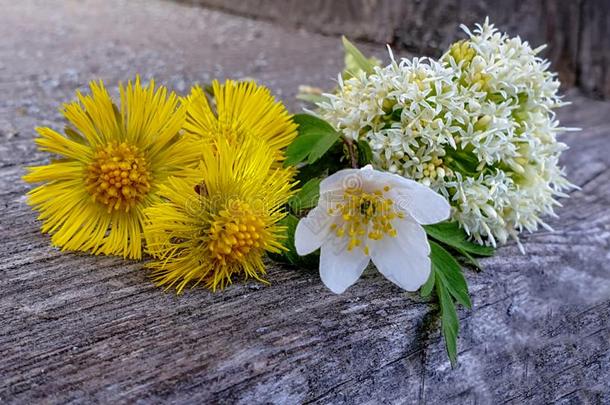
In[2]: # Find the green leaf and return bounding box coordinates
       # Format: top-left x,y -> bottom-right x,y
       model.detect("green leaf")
357,140 -> 373,166
445,148 -> 481,177
456,248 -> 483,270
420,270 -> 435,298
342,36 -> 379,78
276,214 -> 301,264
269,213 -> 321,268
285,114 -> 341,166
425,221 -> 494,257
294,143 -> 346,184
437,280 -> 459,367
270,214 -> 319,268
289,178 -> 321,214
425,241 -> 474,366
292,113 -> 336,134
430,241 -> 471,309
390,107 -> 403,121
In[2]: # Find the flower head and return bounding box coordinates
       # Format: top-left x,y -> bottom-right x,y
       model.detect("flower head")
24,78 -> 198,259
143,138 -> 296,293
184,80 -> 298,163
295,165 -> 450,293
317,20 -> 574,248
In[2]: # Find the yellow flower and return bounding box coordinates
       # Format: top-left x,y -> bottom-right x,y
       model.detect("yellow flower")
23,78 -> 199,259
143,138 -> 296,292
184,80 -> 297,163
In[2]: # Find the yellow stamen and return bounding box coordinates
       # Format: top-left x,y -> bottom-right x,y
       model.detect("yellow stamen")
85,142 -> 151,212
334,186 -> 402,254
207,200 -> 267,266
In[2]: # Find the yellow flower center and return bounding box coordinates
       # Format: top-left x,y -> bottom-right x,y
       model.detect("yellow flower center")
207,201 -> 267,265
328,186 -> 404,255
449,40 -> 476,65
447,40 -> 490,91
422,155 -> 447,179
85,142 -> 151,212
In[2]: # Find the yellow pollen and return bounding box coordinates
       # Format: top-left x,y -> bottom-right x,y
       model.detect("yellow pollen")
449,40 -> 476,65
85,142 -> 151,212
207,201 -> 267,266
333,186 -> 402,254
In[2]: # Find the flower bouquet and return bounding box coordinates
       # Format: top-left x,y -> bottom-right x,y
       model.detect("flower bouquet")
24,20 -> 574,365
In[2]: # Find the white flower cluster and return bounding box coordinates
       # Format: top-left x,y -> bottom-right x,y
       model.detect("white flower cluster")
317,20 -> 575,248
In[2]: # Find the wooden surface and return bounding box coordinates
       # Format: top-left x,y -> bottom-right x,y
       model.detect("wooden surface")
0,0 -> 609,403
181,0 -> 610,99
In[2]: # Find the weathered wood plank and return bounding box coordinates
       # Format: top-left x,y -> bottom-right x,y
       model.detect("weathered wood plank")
180,0 -> 610,99
0,1 -> 608,404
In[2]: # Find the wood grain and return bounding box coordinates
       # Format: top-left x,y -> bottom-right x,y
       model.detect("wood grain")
0,1 -> 608,403
181,0 -> 610,99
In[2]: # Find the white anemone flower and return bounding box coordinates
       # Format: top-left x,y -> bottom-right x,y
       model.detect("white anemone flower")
295,165 -> 450,294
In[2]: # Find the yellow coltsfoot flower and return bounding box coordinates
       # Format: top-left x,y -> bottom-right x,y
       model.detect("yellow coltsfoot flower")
143,138 -> 296,293
24,77 -> 199,259
184,79 -> 298,163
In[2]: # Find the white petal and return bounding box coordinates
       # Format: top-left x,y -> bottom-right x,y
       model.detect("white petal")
370,220 -> 431,291
295,207 -> 333,255
319,243 -> 370,294
319,168 -> 362,194
380,173 -> 450,225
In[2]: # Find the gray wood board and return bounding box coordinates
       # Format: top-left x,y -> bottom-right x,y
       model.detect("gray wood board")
181,0 -> 610,99
0,1 -> 608,403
